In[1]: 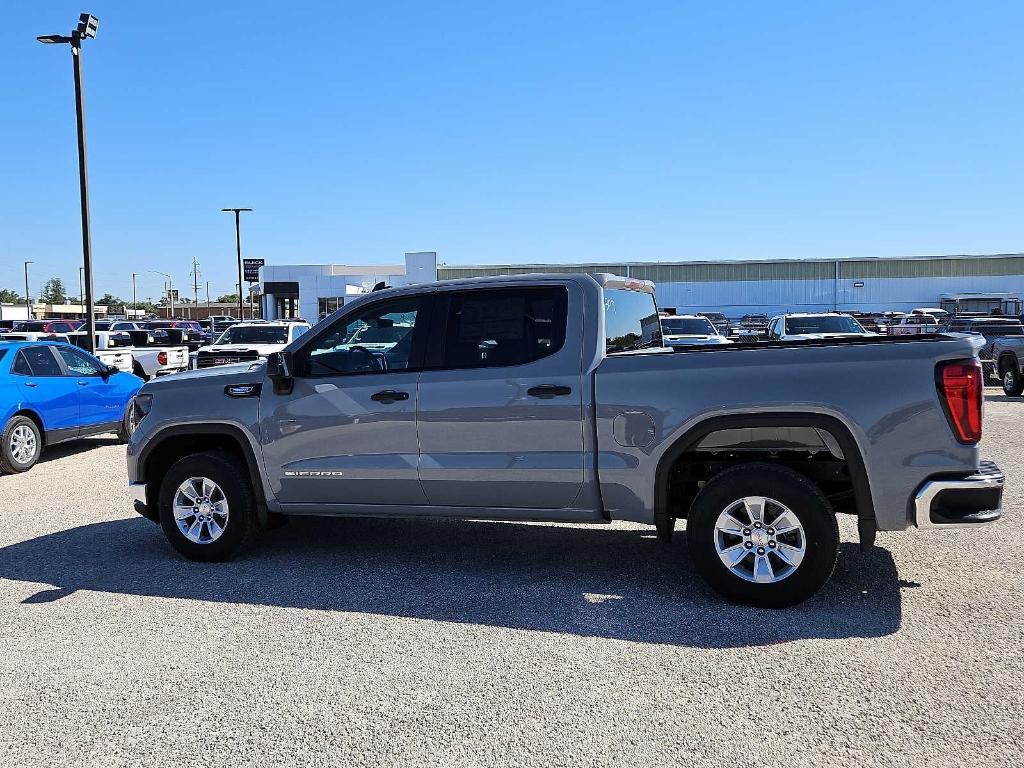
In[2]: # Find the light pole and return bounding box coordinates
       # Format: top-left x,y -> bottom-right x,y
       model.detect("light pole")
38,13 -> 100,353
23,261 -> 33,321
131,272 -> 137,317
221,208 -> 251,320
205,281 -> 211,319
78,266 -> 84,316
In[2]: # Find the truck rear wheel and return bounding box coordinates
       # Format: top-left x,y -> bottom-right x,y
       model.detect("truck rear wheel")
1002,364 -> 1024,397
686,463 -> 839,608
158,451 -> 255,562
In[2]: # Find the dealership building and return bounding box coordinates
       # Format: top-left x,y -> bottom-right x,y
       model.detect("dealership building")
261,252 -> 1024,319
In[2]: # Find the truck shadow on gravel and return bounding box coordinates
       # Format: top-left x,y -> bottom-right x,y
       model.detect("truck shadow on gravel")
0,516 -> 902,647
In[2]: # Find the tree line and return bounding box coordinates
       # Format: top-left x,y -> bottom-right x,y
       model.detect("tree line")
1,277 -> 240,312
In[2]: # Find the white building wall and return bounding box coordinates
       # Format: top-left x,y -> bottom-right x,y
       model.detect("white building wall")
261,252 -> 437,321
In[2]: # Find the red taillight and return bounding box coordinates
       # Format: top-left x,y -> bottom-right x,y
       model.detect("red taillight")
157,351 -> 168,366
937,359 -> 983,444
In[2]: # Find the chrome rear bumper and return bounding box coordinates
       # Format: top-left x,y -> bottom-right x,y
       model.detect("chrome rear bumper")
914,460 -> 1004,529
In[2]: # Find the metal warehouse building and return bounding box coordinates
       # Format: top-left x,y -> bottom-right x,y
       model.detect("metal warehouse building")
437,253 -> 1024,316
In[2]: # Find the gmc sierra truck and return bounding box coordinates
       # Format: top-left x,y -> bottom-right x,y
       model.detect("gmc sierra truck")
993,336 -> 1024,396
127,273 -> 1004,608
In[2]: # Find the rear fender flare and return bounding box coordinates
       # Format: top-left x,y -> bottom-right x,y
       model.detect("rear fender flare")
653,412 -> 875,524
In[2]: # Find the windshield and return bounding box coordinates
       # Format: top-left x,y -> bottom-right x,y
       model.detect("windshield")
215,326 -> 290,345
785,316 -> 866,334
661,317 -> 716,335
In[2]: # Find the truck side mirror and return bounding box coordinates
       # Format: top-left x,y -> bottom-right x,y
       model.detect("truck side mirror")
267,351 -> 295,395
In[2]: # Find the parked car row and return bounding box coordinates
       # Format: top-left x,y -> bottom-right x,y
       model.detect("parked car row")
661,306 -> 1024,397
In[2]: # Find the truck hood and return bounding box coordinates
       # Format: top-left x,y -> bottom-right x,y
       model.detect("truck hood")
141,361 -> 264,389
663,335 -> 733,345
194,343 -> 286,356
789,332 -> 876,340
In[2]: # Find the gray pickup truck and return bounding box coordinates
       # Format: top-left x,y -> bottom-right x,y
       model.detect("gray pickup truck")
993,335 -> 1024,396
126,273 -> 1004,607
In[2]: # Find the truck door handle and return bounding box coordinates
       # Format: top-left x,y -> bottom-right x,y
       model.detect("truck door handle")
25,382 -> 38,388
77,381 -> 89,386
370,389 -> 409,403
527,384 -> 572,398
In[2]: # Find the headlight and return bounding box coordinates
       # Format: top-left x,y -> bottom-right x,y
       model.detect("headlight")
132,394 -> 154,424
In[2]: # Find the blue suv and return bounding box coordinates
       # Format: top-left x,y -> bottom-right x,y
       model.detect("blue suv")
0,341 -> 143,474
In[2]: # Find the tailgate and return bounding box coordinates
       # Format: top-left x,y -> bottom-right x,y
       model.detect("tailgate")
164,347 -> 188,368
99,350 -> 134,369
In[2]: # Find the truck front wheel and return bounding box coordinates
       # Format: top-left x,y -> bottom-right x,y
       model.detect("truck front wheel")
686,463 -> 839,608
158,451 -> 255,562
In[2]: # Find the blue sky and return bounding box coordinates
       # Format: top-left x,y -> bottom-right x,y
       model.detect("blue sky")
2,1 -> 1023,300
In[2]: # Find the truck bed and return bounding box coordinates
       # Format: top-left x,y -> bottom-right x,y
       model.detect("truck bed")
595,332 -> 983,532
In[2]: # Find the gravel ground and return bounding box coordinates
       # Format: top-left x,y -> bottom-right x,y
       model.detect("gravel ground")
0,393 -> 1022,767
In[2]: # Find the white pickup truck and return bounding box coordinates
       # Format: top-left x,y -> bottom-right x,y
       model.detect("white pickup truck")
884,315 -> 940,336
189,321 -> 311,370
68,331 -> 188,381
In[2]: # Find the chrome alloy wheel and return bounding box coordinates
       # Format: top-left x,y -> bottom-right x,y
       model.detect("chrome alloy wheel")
713,496 -> 806,583
173,477 -> 230,544
9,425 -> 37,465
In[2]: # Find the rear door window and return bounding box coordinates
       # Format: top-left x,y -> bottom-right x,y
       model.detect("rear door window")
440,287 -> 568,369
19,346 -> 63,376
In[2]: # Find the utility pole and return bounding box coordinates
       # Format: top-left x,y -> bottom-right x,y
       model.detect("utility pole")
37,14 -> 101,352
152,270 -> 172,319
131,272 -> 137,317
190,256 -> 201,321
221,207 -> 251,320
23,261 -> 33,320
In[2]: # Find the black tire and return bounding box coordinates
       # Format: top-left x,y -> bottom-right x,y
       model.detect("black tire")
116,402 -> 135,444
686,463 -> 840,608
1002,362 -> 1024,397
0,415 -> 43,474
158,451 -> 255,561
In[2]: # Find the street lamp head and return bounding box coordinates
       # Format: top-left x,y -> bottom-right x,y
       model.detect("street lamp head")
37,34 -> 72,44
77,14 -> 99,39
221,208 -> 253,212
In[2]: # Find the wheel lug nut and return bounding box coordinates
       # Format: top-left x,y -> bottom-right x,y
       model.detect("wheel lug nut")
745,542 -> 753,549
768,541 -> 776,548
754,522 -> 762,529
767,528 -> 775,535
757,547 -> 765,555
742,528 -> 751,536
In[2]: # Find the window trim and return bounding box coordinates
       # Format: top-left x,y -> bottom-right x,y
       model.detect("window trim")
295,294 -> 433,379
430,285 -> 570,372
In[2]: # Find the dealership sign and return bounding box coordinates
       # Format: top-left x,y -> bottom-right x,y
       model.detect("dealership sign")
243,258 -> 264,282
